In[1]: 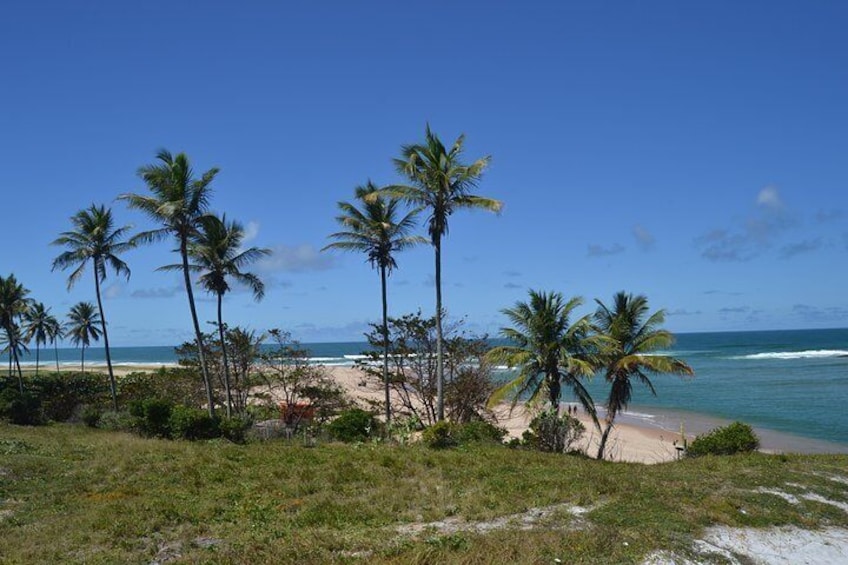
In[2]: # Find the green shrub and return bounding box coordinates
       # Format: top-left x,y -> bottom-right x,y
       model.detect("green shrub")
422,420 -> 458,449
522,411 -> 585,453
129,398 -> 173,438
97,410 -> 137,432
0,389 -> 44,426
453,420 -> 507,444
168,405 -> 220,441
218,415 -> 252,443
82,406 -> 101,428
686,421 -> 760,457
326,408 -> 376,442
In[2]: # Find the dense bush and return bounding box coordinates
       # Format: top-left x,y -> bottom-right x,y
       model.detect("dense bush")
454,420 -> 508,444
522,411 -> 585,453
118,368 -> 206,408
168,405 -> 219,440
326,408 -> 376,442
0,389 -> 44,426
97,410 -> 137,432
686,421 -> 760,457
129,398 -> 173,438
218,415 -> 252,443
422,420 -> 457,449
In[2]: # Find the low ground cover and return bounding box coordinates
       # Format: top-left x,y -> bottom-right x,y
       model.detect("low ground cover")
1,423 -> 847,563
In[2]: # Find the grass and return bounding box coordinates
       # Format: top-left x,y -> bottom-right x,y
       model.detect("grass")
1,423 -> 847,563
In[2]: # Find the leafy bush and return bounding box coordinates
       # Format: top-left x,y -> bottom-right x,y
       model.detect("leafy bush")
34,372 -> 109,421
522,411 -> 585,453
326,409 -> 376,442
454,420 -> 507,444
129,398 -> 173,438
97,410 -> 137,432
686,422 -> 760,457
168,405 -> 219,441
82,406 -> 101,428
218,415 -> 252,443
422,420 -> 458,449
118,368 -> 206,408
0,389 -> 44,426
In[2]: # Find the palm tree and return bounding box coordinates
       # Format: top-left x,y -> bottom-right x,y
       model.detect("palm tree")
323,182 -> 424,425
44,314 -> 64,372
387,126 -> 502,420
22,302 -> 53,376
52,204 -> 133,410
487,290 -> 599,423
183,214 -> 269,418
119,149 -> 219,417
66,301 -> 101,373
0,274 -> 32,391
593,292 -> 694,460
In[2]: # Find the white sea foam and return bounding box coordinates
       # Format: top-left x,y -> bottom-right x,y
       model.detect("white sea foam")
734,350 -> 848,360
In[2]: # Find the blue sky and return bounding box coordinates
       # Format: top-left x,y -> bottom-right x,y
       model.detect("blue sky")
1,1 -> 846,345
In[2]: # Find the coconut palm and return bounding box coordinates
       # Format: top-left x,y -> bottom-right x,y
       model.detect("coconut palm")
386,126 -> 502,420
593,292 -> 694,460
22,302 -> 53,376
52,204 -> 132,410
66,301 -> 101,373
44,314 -> 64,372
323,182 -> 425,425
0,274 -> 32,390
487,290 -> 599,423
182,214 -> 269,418
119,149 -> 219,417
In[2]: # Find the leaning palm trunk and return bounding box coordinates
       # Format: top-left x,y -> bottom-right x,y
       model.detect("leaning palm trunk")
434,238 -> 445,421
93,266 -> 118,411
54,341 -> 60,372
380,264 -> 391,425
597,419 -> 615,460
182,245 -> 215,418
217,293 -> 233,418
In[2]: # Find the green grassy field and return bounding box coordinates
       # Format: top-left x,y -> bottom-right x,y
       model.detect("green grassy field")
1,423 -> 847,564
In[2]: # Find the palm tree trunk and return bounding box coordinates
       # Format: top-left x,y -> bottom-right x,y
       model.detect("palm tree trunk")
54,340 -> 60,372
380,264 -> 391,426
434,237 -> 444,422
81,345 -> 86,374
182,243 -> 215,418
35,343 -> 40,377
597,419 -> 614,460
217,293 -> 232,419
94,266 -> 118,411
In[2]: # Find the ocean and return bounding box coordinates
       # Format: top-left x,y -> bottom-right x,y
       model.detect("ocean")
14,328 -> 848,449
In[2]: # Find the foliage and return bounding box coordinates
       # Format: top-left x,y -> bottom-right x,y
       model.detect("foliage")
359,311 -> 494,426
326,408 -> 377,443
0,273 -> 32,386
522,410 -> 585,453
257,329 -> 350,433
453,420 -> 508,445
422,420 -> 458,449
117,368 -> 206,408
686,422 -> 760,457
168,405 -> 219,440
65,301 -> 102,371
593,291 -> 694,460
218,415 -> 252,443
0,372 -> 109,423
96,410 -> 137,432
487,290 -> 599,421
129,398 -> 173,438
0,388 -> 44,425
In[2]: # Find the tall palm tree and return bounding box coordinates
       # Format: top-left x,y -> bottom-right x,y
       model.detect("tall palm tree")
66,301 -> 101,373
44,314 -> 64,372
52,204 -> 133,410
486,290 -> 599,423
323,182 -> 424,425
119,149 -> 219,417
182,214 -> 269,418
387,126 -> 502,420
0,274 -> 32,391
22,302 -> 52,376
593,292 -> 694,460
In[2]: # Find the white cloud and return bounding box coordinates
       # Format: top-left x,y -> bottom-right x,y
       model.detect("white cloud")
632,224 -> 655,251
757,185 -> 783,210
258,244 -> 335,273
242,220 -> 260,244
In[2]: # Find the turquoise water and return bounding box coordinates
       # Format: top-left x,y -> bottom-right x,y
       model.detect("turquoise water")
15,328 -> 848,447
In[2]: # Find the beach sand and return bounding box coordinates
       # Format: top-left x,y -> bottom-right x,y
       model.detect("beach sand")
325,366 -> 685,464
